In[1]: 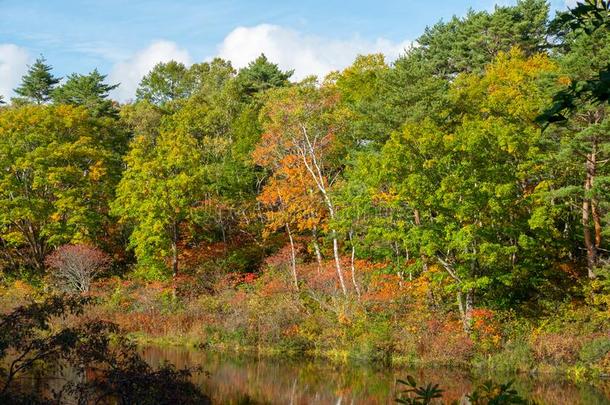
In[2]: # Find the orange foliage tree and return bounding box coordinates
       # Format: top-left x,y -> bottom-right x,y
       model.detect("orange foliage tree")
254,79 -> 350,295
255,154 -> 325,290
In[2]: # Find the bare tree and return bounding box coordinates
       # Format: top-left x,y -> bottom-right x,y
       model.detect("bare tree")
45,244 -> 111,293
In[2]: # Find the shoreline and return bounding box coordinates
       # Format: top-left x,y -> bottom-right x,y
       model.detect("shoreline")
129,332 -> 610,383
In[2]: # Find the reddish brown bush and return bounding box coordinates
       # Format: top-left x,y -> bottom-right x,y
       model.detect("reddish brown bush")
45,244 -> 111,293
532,332 -> 583,365
416,318 -> 474,365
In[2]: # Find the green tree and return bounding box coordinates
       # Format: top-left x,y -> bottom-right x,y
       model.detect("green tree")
538,0 -> 610,278
0,105 -> 122,272
163,63 -> 259,244
188,58 -> 236,96
14,56 -> 61,104
331,54 -> 390,150
236,54 -> 293,98
121,56 -> 260,271
541,0 -> 610,121
334,151 -> 412,275
374,0 -> 551,143
416,0 -> 549,78
111,130 -> 204,282
53,69 -> 119,116
376,49 -> 556,330
119,99 -> 166,142
136,61 -> 191,105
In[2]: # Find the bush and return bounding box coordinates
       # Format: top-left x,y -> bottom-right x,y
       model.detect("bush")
0,295 -> 210,404
531,332 -> 583,365
68,342 -> 210,405
476,339 -> 535,374
579,336 -> 610,364
45,244 -> 110,293
351,316 -> 396,365
416,318 -> 474,365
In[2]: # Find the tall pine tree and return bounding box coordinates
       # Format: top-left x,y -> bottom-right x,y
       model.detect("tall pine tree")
14,56 -> 60,104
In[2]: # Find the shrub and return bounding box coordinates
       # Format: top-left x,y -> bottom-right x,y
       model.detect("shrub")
416,318 -> 474,365
531,332 -> 583,365
395,375 -> 444,404
0,295 -> 210,404
579,336 -> 610,365
68,342 -> 210,405
351,316 -> 396,365
0,280 -> 39,311
471,308 -> 502,354
475,339 -> 535,374
45,244 -> 111,293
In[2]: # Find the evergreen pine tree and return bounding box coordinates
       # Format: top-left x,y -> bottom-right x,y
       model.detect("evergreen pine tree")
236,54 -> 293,98
53,69 -> 119,116
14,56 -> 60,104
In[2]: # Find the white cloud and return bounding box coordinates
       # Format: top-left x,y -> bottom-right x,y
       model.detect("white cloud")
217,24 -> 411,80
0,44 -> 30,99
565,0 -> 578,7
109,40 -> 191,102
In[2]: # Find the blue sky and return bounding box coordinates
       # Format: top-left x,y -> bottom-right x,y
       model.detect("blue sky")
0,0 -> 573,100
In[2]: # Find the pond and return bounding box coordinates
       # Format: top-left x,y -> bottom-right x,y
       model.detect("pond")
139,346 -> 610,404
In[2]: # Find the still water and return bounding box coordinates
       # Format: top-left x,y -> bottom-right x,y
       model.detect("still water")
140,346 -> 610,404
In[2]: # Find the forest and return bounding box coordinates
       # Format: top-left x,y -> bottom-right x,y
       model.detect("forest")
2,0 -> 610,402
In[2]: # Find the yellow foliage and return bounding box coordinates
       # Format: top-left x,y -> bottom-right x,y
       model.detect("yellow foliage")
89,161 -> 106,181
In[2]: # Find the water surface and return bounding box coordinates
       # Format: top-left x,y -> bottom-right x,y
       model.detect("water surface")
140,346 -> 610,404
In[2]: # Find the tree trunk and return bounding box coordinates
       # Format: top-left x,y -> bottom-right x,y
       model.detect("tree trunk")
465,289 -> 474,333
583,151 -> 597,279
331,231 -> 348,296
23,222 -> 47,272
312,226 -> 323,274
592,198 -> 603,249
33,241 -> 47,273
171,221 -> 179,297
590,142 -> 603,250
348,230 -> 361,300
218,206 -> 227,249
171,241 -> 178,281
457,289 -> 474,334
413,209 -> 429,273
322,193 -> 347,296
286,223 -> 299,291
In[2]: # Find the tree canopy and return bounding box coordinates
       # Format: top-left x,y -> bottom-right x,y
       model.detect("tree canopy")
2,0 -> 610,345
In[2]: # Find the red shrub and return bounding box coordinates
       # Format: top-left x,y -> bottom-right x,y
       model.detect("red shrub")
416,318 -> 474,364
471,308 -> 502,352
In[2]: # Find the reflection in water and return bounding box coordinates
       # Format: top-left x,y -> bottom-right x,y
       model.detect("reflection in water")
140,346 -> 610,405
